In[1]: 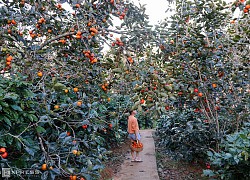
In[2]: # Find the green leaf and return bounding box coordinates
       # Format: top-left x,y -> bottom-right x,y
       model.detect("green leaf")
234,156 -> 240,164
5,135 -> 13,145
53,82 -> 66,91
169,95 -> 176,101
203,169 -> 215,177
15,139 -> 22,150
4,93 -> 19,101
25,147 -> 35,156
239,134 -> 247,140
59,132 -> 67,139
66,168 -> 74,174
92,164 -> 104,171
0,139 -> 6,147
40,115 -> 49,122
36,126 -> 46,133
98,105 -> 107,112
224,153 -> 232,159
4,117 -> 12,126
244,152 -> 249,161
226,135 -> 235,142
10,105 -> 23,111
63,136 -> 71,144
0,101 -> 9,107
27,114 -> 38,122
82,174 -> 91,180
49,171 -> 56,180
51,168 -> 60,175
207,151 -> 213,157
41,171 -> 49,180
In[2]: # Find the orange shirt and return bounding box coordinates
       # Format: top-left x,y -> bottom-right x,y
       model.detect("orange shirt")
127,115 -> 139,134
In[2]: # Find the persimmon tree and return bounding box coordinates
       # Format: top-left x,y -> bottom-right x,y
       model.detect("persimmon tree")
0,0 -> 249,179
0,0 -> 155,179
155,0 -> 250,177
156,0 -> 249,144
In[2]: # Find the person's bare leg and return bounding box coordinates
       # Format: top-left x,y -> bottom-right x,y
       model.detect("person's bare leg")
135,152 -> 142,162
130,139 -> 135,160
131,150 -> 135,161
136,152 -> 139,159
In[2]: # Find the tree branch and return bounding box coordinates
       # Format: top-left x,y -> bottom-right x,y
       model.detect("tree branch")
38,32 -> 76,50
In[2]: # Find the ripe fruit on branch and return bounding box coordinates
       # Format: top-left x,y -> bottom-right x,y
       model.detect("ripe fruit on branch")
58,39 -> 66,44
0,147 -> 6,153
243,8 -> 248,13
198,92 -> 203,97
218,71 -> 224,78
127,57 -> 133,64
140,99 -> 145,104
41,164 -> 47,171
0,147 -> 7,159
112,38 -> 124,47
6,55 -> 13,67
206,163 -> 211,169
70,175 -> 77,180
11,19 -> 17,25
57,4 -> 63,10
194,108 -> 201,113
54,105 -> 60,109
165,106 -> 170,110
178,91 -> 183,96
83,50 -> 98,64
194,88 -> 198,93
101,83 -> 108,91
6,55 -> 13,62
82,124 -> 88,129
37,71 -> 43,77
159,44 -> 165,50
0,152 -> 8,159
89,27 -> 98,36
38,17 -> 45,24
73,87 -> 79,92
215,106 -> 220,111
72,150 -> 78,155
77,101 -> 82,106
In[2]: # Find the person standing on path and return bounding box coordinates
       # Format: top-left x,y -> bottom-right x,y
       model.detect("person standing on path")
127,110 -> 142,162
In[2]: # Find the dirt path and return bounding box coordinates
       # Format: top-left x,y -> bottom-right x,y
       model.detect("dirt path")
113,129 -> 159,180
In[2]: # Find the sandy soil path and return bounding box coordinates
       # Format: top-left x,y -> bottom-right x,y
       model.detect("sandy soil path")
113,129 -> 159,180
